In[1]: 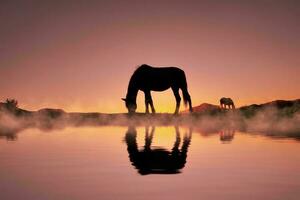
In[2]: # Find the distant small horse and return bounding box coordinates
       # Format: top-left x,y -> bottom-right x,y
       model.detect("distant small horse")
220,97 -> 235,110
122,64 -> 193,114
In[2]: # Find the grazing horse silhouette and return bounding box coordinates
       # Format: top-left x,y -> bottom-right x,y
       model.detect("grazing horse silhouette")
125,126 -> 192,175
122,64 -> 193,114
220,97 -> 235,110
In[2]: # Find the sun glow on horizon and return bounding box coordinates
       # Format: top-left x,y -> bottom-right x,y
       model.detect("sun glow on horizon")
1,1 -> 299,113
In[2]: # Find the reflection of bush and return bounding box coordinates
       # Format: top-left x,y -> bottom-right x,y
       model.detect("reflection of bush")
0,129 -> 17,141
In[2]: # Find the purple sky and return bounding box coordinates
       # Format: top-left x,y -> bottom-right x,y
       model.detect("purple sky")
0,0 -> 299,112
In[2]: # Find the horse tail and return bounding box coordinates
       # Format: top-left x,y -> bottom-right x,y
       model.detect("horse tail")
182,91 -> 189,108
181,71 -> 191,108
232,102 -> 236,109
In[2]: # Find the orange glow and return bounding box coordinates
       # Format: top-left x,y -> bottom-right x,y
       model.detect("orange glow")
0,1 -> 299,113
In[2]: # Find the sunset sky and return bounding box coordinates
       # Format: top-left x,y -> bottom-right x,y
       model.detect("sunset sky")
1,0 -> 299,113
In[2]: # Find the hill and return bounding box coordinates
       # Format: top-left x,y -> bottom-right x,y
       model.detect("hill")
183,99 -> 300,117
181,103 -> 221,115
1,98 -> 300,139
239,99 -> 300,118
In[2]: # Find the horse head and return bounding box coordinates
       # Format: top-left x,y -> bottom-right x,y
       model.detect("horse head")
122,97 -> 137,113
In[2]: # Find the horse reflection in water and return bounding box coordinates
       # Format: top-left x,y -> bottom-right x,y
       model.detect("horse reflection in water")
219,128 -> 235,143
125,126 -> 192,175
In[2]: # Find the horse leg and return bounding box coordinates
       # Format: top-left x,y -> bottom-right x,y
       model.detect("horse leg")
172,126 -> 181,154
144,91 -> 150,114
172,87 -> 181,114
232,103 -> 235,110
182,88 -> 193,112
147,92 -> 156,114
145,126 -> 150,150
144,126 -> 154,150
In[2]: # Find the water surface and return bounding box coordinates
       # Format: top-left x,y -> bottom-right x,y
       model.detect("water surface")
0,126 -> 300,200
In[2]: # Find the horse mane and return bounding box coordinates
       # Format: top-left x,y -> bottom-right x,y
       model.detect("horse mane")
134,64 -> 151,71
130,64 -> 152,80
127,65 -> 151,98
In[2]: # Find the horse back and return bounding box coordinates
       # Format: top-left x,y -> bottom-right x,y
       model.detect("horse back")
220,97 -> 233,105
134,66 -> 186,91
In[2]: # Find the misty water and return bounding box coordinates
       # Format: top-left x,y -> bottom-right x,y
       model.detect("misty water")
1,126 -> 300,200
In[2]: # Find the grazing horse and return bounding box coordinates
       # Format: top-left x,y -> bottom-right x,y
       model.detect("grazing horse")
122,64 -> 193,114
220,97 -> 235,110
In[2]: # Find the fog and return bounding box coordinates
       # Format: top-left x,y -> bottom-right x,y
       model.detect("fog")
1,105 -> 300,142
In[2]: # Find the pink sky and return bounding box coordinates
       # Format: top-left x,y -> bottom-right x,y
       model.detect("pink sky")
0,0 -> 299,113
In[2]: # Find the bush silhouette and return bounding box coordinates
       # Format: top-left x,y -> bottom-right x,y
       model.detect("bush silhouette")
5,98 -> 18,110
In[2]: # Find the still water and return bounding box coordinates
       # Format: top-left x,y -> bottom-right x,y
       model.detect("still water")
0,126 -> 300,200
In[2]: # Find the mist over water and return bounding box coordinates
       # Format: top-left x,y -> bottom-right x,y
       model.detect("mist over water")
1,106 -> 300,199
1,105 -> 300,141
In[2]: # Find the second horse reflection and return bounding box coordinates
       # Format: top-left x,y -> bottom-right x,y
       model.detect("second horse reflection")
125,126 -> 192,175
